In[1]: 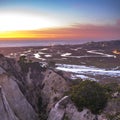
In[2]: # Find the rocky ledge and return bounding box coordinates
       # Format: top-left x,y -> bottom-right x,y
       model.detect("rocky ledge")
0,54 -> 120,120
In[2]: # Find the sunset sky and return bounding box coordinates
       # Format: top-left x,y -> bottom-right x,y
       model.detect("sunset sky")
0,0 -> 120,41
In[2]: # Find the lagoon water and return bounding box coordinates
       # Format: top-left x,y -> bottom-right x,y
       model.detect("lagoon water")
56,64 -> 120,81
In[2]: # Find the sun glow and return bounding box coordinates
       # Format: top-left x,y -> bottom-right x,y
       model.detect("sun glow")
0,12 -> 60,32
0,31 -> 53,39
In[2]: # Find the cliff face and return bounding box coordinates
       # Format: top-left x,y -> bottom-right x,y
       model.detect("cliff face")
0,55 -> 21,77
41,69 -> 70,111
0,55 -> 26,94
0,71 -> 39,120
0,86 -> 19,120
0,55 -> 39,120
48,96 -> 107,120
22,62 -> 45,112
0,55 -> 71,119
0,55 -> 44,113
1,54 -> 119,120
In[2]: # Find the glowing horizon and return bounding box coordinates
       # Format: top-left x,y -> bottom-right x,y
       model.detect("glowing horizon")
0,0 -> 120,41
0,23 -> 120,41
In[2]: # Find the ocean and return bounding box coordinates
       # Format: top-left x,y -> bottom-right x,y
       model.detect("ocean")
0,40 -> 96,47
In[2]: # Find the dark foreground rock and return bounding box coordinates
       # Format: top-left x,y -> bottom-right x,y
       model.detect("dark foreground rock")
0,71 -> 39,120
0,54 -> 120,120
48,96 -> 107,120
0,86 -> 19,120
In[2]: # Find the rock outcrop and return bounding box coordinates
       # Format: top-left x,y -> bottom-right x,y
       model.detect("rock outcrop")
0,54 -> 21,77
23,62 -> 45,112
0,86 -> 19,120
0,55 -> 28,95
0,54 -> 26,94
0,55 -> 44,113
48,96 -> 107,120
0,66 -> 5,74
41,69 -> 70,111
1,54 -> 115,120
0,69 -> 39,120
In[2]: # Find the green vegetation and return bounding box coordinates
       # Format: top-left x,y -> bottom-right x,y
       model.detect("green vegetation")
18,56 -> 46,73
63,115 -> 69,120
103,82 -> 120,98
69,80 -> 108,114
48,61 -> 56,68
106,112 -> 120,120
0,54 -> 4,58
18,56 -> 29,72
103,82 -> 120,119
70,78 -> 82,86
18,55 -> 27,64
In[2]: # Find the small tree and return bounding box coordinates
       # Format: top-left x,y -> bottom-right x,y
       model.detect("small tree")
0,54 -> 4,58
48,61 -> 56,68
70,80 -> 108,114
18,56 -> 27,64
18,56 -> 28,73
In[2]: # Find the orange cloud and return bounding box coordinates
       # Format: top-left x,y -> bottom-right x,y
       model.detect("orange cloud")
0,23 -> 120,41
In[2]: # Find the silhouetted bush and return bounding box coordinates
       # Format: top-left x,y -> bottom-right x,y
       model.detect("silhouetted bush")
18,56 -> 27,64
70,80 -> 108,114
18,56 -> 46,73
48,61 -> 56,68
0,54 -> 4,58
103,82 -> 120,98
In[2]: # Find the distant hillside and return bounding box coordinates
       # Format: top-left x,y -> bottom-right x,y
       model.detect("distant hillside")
82,40 -> 120,50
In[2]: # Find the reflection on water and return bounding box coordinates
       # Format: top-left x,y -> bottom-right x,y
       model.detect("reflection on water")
56,64 -> 120,80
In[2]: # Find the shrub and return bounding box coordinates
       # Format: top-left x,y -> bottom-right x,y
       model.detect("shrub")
103,82 -> 120,98
0,54 -> 4,58
70,80 -> 108,114
18,55 -> 27,64
48,61 -> 56,68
